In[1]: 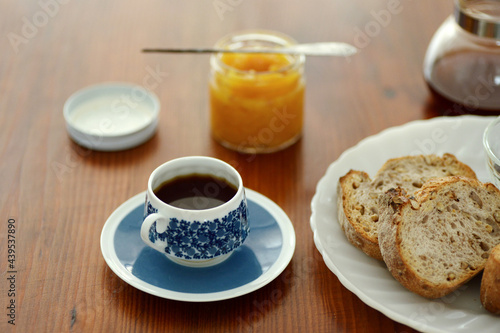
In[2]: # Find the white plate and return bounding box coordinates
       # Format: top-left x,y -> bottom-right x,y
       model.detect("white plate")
310,116 -> 500,333
101,188 -> 295,302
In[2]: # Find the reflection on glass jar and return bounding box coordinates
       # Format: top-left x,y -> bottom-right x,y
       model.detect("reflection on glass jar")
209,30 -> 305,154
423,0 -> 500,113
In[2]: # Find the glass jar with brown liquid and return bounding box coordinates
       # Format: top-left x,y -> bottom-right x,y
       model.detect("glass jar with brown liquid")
424,0 -> 500,114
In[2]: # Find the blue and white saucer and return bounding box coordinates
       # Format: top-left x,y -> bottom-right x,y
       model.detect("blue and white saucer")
100,188 -> 296,302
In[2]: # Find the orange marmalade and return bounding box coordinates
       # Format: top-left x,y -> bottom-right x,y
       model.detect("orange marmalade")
209,31 -> 305,153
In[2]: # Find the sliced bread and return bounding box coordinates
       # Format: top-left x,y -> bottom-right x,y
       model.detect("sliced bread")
378,176 -> 500,299
337,154 -> 477,260
481,243 -> 500,315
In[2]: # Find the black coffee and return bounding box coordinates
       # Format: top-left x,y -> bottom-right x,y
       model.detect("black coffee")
154,174 -> 238,210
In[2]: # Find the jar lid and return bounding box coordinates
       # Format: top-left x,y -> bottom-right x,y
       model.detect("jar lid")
63,83 -> 160,151
455,1 -> 500,39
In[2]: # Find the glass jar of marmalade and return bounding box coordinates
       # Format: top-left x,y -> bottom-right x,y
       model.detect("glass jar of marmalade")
209,30 -> 305,154
423,0 -> 500,114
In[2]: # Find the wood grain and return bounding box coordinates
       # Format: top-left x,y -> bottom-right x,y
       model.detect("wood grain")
0,0 -> 469,332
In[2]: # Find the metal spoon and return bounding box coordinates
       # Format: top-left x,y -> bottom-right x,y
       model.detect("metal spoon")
142,42 -> 357,57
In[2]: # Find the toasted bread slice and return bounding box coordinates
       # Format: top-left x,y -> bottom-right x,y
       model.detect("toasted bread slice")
378,177 -> 500,299
481,244 -> 500,315
337,154 -> 477,260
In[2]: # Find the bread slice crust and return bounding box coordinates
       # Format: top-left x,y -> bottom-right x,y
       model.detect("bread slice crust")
337,170 -> 381,259
480,244 -> 500,314
337,154 -> 477,260
379,176 -> 500,299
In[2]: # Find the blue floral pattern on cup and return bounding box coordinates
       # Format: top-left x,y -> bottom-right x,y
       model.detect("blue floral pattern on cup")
144,198 -> 158,218
144,199 -> 249,260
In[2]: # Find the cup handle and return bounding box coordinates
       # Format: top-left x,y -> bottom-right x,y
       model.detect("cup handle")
140,213 -> 169,251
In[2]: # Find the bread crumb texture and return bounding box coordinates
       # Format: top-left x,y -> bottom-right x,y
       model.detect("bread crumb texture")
480,244 -> 500,315
338,154 -> 477,261
389,177 -> 500,297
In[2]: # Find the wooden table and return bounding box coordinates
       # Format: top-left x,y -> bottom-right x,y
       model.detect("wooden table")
0,0 -> 471,332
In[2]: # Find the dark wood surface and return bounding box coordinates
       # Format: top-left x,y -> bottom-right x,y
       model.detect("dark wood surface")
0,1 -> 465,332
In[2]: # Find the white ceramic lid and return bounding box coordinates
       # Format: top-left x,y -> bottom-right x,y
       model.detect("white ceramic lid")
64,83 -> 160,151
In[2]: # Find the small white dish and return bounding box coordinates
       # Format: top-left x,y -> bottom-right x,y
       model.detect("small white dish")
64,83 -> 160,151
101,188 -> 295,302
311,116 -> 499,333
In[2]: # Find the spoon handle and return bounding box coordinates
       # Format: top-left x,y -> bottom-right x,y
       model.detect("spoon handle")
142,42 -> 357,57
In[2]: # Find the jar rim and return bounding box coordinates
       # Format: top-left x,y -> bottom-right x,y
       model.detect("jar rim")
210,30 -> 305,75
455,0 -> 500,39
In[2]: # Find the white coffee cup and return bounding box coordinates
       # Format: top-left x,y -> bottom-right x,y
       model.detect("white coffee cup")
141,156 -> 250,267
